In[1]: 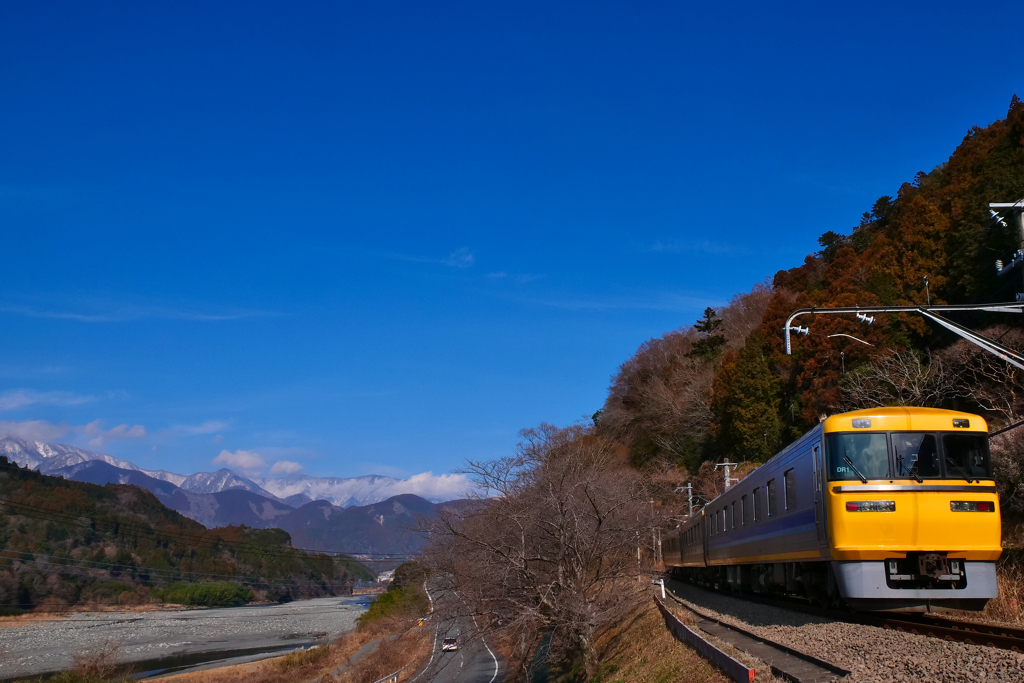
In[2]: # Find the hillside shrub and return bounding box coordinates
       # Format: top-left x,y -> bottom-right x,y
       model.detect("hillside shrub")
152,582 -> 254,607
274,644 -> 330,669
356,583 -> 428,628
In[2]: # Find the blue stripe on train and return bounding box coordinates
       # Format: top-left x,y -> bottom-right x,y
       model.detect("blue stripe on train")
707,508 -> 817,551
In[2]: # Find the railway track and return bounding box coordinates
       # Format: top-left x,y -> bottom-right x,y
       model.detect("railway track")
878,613 -> 1024,652
662,589 -> 850,682
668,577 -> 1024,654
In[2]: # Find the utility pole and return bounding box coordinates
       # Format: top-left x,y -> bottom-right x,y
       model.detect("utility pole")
676,483 -> 694,518
650,500 -> 658,566
715,461 -> 738,489
990,199 -> 1024,298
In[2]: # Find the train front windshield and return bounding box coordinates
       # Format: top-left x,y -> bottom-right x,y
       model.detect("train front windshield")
827,433 -> 889,480
826,432 -> 993,481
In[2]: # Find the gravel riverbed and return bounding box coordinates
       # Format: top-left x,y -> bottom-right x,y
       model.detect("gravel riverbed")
665,579 -> 1024,683
0,595 -> 369,679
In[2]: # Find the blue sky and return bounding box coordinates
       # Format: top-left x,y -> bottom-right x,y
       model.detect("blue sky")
1,1 -> 1021,482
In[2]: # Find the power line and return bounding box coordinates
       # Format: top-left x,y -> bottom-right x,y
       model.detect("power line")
0,549 -> 366,588
0,497 -> 419,559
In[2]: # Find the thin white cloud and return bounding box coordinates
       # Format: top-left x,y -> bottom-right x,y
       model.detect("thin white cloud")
212,449 -> 266,475
85,421 -> 146,446
269,460 -> 305,476
487,272 -> 507,278
526,292 -> 721,312
442,248 -> 474,268
647,239 -> 740,255
0,419 -> 71,442
514,273 -> 543,284
0,417 -> 146,447
377,248 -> 475,269
174,420 -> 230,436
0,303 -> 276,323
0,389 -> 96,411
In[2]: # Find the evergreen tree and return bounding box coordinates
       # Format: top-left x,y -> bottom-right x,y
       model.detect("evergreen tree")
712,331 -> 782,462
686,307 -> 727,362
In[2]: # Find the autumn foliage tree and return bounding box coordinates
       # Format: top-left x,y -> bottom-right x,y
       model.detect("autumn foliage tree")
597,95 -> 1024,517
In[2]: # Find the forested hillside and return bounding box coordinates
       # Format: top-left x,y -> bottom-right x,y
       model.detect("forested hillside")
597,95 -> 1024,512
0,457 -> 372,613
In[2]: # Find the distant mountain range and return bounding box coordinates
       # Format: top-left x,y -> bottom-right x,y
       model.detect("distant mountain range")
0,436 -> 467,507
0,435 -> 473,564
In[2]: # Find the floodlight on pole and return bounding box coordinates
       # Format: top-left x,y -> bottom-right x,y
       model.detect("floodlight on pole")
715,461 -> 738,489
784,302 -> 1024,371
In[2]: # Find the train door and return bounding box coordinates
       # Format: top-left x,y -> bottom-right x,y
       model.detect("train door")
812,443 -> 827,546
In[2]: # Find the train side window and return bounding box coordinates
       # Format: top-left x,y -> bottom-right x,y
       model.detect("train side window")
720,509 -> 726,533
767,479 -> 777,517
753,487 -> 761,522
785,468 -> 796,510
731,501 -> 736,529
741,495 -> 747,525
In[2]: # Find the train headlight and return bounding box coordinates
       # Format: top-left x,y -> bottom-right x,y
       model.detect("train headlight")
846,500 -> 896,512
950,501 -> 995,512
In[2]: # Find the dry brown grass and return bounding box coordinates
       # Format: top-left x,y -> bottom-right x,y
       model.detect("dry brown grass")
0,612 -> 68,629
984,557 -> 1024,624
274,644 -> 331,670
71,640 -> 122,680
581,599 -> 734,683
157,618 -> 432,683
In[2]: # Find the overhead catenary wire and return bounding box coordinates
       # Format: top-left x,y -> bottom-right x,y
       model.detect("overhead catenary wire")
0,496 -> 419,560
0,548 -> 372,588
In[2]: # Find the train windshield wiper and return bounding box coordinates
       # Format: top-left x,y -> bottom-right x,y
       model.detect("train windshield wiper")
896,455 -> 923,483
844,456 -> 869,484
945,457 -> 974,484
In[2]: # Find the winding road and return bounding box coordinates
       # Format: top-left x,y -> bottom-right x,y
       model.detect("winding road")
408,586 -> 504,683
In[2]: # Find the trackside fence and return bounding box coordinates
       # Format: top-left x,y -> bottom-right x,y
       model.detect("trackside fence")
654,596 -> 755,683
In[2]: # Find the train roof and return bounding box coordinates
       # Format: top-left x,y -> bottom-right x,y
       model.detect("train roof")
823,407 -> 987,434
676,407 -> 987,532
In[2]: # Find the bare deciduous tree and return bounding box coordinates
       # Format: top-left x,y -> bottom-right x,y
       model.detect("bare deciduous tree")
990,429 -> 1024,518
937,327 -> 1024,424
839,347 -> 960,410
422,423 -> 653,679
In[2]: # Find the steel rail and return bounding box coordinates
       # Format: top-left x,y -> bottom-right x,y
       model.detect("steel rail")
666,577 -> 1024,655
877,615 -> 1024,652
662,586 -> 849,682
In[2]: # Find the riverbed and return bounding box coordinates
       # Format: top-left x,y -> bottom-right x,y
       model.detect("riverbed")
0,595 -> 370,680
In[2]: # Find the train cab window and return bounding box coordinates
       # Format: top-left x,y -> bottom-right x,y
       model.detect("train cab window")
767,479 -> 776,517
741,495 -> 747,525
826,433 -> 890,480
753,487 -> 761,522
784,468 -> 796,510
943,434 -> 993,480
893,433 -> 940,478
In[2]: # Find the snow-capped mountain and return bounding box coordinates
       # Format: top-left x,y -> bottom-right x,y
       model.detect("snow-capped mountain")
251,471 -> 472,508
0,436 -> 185,485
177,469 -> 279,499
0,436 -> 470,508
